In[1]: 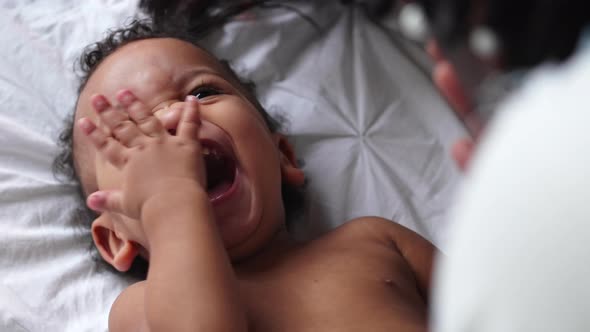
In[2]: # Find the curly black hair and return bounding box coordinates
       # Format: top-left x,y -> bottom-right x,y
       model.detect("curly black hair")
53,6 -> 305,279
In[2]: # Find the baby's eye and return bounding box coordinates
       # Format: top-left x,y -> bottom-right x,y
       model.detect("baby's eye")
190,86 -> 222,100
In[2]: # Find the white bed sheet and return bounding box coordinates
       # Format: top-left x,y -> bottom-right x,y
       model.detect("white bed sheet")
0,1 -> 465,331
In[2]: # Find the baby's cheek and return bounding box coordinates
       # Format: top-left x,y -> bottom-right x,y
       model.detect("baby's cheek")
239,129 -> 282,185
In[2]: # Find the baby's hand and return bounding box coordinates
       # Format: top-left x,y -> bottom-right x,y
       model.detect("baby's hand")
79,91 -> 206,221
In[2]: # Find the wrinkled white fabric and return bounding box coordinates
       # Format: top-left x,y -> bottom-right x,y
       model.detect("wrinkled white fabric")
0,1 -> 464,331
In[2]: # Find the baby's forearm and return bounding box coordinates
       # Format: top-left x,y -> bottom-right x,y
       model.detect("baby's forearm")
141,188 -> 247,332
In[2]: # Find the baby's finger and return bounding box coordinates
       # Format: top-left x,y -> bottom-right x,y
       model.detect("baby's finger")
177,95 -> 201,140
117,90 -> 166,138
91,95 -> 133,137
87,190 -> 125,215
78,118 -> 128,168
94,95 -> 145,147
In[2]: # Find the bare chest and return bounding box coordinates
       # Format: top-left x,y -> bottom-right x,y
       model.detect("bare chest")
237,240 -> 427,332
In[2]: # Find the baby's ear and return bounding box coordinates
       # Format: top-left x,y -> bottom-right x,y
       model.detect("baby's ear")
275,134 -> 305,187
91,214 -> 139,272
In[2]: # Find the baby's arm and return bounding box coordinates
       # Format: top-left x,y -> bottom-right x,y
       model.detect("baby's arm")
79,91 -> 246,332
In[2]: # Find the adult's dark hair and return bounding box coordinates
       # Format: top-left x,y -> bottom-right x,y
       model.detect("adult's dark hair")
419,0 -> 590,69
140,0 -> 256,26
140,0 -> 320,34
53,8 -> 305,279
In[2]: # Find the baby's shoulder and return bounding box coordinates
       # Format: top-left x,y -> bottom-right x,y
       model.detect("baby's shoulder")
310,217 -> 402,253
329,216 -> 412,241
292,218 -> 412,275
319,217 -> 434,257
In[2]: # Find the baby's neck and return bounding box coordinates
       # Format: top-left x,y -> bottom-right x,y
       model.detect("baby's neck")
234,228 -> 298,274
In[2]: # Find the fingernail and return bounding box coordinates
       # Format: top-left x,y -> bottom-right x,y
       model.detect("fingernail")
118,90 -> 136,106
87,192 -> 105,210
92,96 -> 108,112
185,95 -> 197,102
78,118 -> 93,132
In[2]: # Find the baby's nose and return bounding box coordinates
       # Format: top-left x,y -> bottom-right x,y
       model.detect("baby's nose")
154,101 -> 185,133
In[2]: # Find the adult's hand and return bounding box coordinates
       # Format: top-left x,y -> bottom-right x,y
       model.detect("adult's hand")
427,40 -> 483,172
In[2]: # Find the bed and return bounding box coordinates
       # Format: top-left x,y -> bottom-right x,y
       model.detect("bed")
0,1 -> 466,330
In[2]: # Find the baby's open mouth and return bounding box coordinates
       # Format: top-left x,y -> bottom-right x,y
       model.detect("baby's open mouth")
201,140 -> 238,203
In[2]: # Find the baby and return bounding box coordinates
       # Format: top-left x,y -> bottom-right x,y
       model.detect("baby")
65,20 -> 436,331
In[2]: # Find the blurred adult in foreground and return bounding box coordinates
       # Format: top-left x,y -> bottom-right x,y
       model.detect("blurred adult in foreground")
408,0 -> 590,331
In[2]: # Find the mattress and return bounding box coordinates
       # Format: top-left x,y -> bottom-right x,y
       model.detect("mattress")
0,1 -> 466,330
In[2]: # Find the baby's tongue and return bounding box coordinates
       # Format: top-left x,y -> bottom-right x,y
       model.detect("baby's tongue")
207,180 -> 233,201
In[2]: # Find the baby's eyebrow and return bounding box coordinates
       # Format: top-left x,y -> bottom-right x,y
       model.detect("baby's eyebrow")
176,68 -> 224,87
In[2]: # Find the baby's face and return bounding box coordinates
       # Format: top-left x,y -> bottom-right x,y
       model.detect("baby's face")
74,38 -> 301,260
